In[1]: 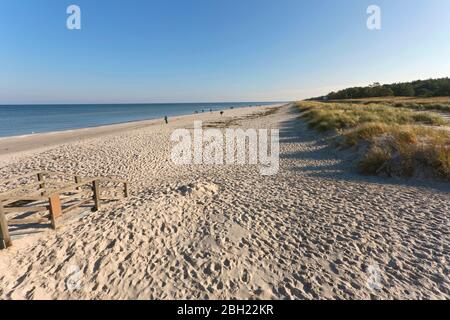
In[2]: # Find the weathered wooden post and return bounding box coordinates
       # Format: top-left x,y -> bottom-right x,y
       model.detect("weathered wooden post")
48,194 -> 62,230
37,172 -> 46,195
124,182 -> 129,198
75,176 -> 82,191
92,180 -> 100,211
0,203 -> 12,249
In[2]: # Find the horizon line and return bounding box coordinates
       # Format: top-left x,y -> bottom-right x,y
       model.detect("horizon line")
0,100 -> 291,106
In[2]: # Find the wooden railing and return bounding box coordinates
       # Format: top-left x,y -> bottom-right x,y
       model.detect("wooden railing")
0,171 -> 129,249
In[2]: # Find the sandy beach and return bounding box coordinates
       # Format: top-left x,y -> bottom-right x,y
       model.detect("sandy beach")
0,103 -> 449,300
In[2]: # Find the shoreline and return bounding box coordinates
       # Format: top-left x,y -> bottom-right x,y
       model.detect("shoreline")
0,102 -> 287,140
0,103 -> 285,158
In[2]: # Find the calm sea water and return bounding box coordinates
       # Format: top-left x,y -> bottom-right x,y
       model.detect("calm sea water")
0,102 -> 282,138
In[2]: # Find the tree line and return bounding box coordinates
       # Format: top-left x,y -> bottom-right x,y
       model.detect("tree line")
311,78 -> 450,100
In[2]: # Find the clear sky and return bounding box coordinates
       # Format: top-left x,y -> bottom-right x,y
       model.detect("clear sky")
1,0 -> 449,104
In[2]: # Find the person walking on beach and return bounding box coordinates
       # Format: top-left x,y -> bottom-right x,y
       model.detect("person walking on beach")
164,116 -> 168,124
220,111 -> 224,116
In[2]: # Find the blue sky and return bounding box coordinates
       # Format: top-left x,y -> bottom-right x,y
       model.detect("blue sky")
1,0 -> 449,104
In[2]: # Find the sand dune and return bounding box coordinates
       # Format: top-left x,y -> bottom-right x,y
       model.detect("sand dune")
0,104 -> 449,300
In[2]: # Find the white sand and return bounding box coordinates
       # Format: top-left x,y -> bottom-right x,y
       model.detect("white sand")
0,104 -> 449,300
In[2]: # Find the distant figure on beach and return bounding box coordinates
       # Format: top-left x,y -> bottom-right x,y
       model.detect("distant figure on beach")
220,111 -> 224,116
164,116 -> 168,124
210,109 -> 212,112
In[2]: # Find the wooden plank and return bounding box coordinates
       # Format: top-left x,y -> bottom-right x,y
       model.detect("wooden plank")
0,204 -> 12,249
0,181 -> 47,198
49,179 -> 95,195
0,171 -> 78,191
7,181 -> 44,189
38,184 -> 67,192
3,206 -> 48,214
1,197 -> 41,207
92,180 -> 100,211
48,194 -> 62,230
61,190 -> 91,205
8,217 -> 50,225
62,198 -> 93,214
0,195 -> 47,202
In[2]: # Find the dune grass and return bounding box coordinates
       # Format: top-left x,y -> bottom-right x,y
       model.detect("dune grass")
392,102 -> 450,112
297,101 -> 446,132
296,101 -> 450,180
327,97 -> 450,112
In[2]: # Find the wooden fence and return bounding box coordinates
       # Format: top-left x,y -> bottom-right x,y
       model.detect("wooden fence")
0,171 -> 129,249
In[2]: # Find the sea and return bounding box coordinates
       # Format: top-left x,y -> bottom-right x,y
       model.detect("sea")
0,102 -> 283,138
